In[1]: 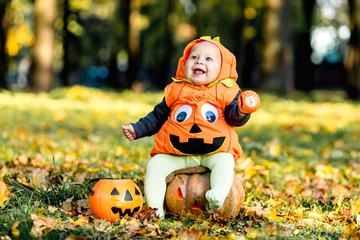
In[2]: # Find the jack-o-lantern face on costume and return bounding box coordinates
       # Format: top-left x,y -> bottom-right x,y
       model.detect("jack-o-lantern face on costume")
89,179 -> 143,223
169,102 -> 225,155
150,37 -> 243,160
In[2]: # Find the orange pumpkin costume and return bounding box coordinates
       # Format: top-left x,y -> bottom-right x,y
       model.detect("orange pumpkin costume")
127,37 -> 254,217
150,37 -> 244,160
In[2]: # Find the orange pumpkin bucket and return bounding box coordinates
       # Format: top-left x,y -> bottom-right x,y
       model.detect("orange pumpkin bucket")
88,178 -> 143,223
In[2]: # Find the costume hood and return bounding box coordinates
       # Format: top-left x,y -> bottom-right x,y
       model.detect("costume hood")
175,36 -> 238,82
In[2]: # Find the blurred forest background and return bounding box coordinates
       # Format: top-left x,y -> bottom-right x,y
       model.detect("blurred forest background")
0,0 -> 360,99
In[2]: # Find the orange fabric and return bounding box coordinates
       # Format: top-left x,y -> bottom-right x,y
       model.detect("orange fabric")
150,38 -> 243,160
150,80 -> 243,160
175,38 -> 238,82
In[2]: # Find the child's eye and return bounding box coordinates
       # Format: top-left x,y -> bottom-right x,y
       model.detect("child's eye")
191,56 -> 197,60
206,57 -> 212,61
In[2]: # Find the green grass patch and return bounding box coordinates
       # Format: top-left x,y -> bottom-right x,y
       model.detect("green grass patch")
0,86 -> 359,239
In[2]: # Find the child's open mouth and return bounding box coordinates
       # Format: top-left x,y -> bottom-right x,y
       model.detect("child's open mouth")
193,68 -> 205,76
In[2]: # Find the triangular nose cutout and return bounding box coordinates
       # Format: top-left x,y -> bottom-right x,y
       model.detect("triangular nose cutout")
190,124 -> 202,134
125,190 -> 133,201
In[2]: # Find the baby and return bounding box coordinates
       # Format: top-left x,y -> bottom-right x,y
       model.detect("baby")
122,37 -> 253,217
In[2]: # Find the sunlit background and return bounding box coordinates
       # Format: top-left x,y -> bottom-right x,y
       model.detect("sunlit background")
1,0 -> 358,98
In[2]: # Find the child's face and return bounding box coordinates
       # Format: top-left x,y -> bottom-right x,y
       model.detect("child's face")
184,41 -> 221,86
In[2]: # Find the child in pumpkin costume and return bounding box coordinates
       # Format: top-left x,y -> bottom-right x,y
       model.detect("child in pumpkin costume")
123,37 -> 256,218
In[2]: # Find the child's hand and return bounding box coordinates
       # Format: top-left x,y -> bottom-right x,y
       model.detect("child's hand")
122,124 -> 137,141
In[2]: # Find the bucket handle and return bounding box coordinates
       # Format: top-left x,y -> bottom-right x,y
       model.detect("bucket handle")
87,177 -> 114,195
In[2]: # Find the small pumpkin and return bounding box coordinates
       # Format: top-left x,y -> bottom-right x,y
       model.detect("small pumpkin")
89,179 -> 143,223
165,167 -> 245,218
239,90 -> 260,114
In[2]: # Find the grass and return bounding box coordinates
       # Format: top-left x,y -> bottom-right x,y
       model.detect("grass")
0,86 -> 359,239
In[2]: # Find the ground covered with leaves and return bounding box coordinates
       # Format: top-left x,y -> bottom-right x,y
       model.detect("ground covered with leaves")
0,86 -> 359,239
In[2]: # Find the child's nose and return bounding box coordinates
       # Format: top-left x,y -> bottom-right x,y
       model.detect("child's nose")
196,58 -> 204,64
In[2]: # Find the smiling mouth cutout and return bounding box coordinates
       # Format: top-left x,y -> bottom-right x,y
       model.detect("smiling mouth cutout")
169,135 -> 225,154
111,206 -> 140,217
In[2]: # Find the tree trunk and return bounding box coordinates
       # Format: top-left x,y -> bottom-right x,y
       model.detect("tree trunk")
234,0 -> 248,87
123,0 -> 140,89
344,0 -> 360,99
294,0 -> 315,91
0,2 -> 9,89
31,0 -> 57,92
157,1 -> 175,89
260,0 -> 293,94
60,0 -> 70,86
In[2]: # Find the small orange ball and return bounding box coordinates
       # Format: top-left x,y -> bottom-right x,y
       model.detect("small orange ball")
239,90 -> 260,113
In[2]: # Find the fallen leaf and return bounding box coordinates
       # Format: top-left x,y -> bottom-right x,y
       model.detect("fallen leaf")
11,221 -> 20,237
48,206 -> 58,214
243,203 -> 270,219
267,209 -> 284,222
68,215 -> 90,227
65,236 -> 86,240
30,214 -> 57,238
178,226 -> 207,240
0,179 -> 10,207
133,207 -> 159,221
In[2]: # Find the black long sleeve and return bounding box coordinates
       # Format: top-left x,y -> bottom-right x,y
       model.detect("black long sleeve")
131,97 -> 171,138
225,92 -> 251,126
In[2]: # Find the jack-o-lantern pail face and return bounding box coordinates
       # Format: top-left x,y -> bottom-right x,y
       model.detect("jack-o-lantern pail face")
89,179 -> 143,223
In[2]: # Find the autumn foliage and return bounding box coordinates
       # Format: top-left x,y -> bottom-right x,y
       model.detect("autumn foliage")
0,86 -> 359,239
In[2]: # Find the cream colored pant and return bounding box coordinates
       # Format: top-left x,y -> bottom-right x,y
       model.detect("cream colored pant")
144,152 -> 235,217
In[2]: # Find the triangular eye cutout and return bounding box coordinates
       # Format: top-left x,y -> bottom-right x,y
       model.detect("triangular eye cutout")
125,190 -> 133,201
174,187 -> 184,199
135,187 -> 141,195
110,188 -> 120,195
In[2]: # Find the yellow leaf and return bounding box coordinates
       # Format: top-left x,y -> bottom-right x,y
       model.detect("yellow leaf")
11,221 -> 20,237
292,207 -> 305,218
267,210 -> 284,222
128,218 -> 141,227
307,210 -> 322,220
66,236 -> 87,240
0,179 -> 10,207
48,206 -> 58,214
123,164 -> 139,172
102,161 -> 115,169
351,199 -> 360,215
268,139 -> 281,157
116,146 -> 128,156
119,218 -> 128,225
243,204 -> 270,218
246,228 -> 259,238
30,214 -> 57,238
57,128 -> 66,136
178,226 -> 207,240
345,222 -> 357,235
0,166 -> 9,178
31,169 -> 49,190
69,215 -> 89,227
52,109 -> 67,122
